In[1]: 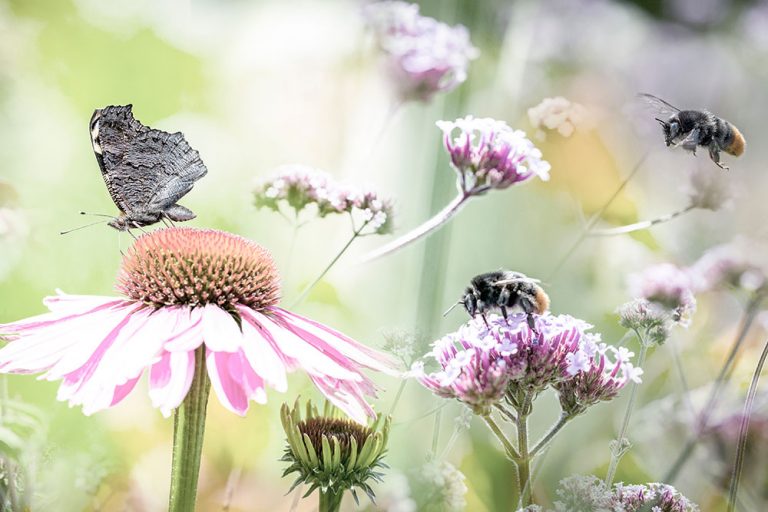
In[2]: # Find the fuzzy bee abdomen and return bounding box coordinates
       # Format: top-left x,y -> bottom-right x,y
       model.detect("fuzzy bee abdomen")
725,125 -> 746,156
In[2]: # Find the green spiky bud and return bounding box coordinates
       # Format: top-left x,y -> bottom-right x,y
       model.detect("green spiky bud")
280,399 -> 391,510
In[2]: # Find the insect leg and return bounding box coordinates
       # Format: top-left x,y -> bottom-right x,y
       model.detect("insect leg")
500,305 -> 509,323
678,128 -> 701,154
709,143 -> 729,171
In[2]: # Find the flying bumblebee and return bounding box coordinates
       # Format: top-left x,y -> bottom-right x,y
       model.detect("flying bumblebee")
639,93 -> 745,170
445,270 -> 550,330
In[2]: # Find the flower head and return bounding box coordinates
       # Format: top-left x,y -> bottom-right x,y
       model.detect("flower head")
437,116 -> 551,196
364,1 -> 479,102
254,165 -> 394,235
412,313 -> 632,415
0,227 -> 397,422
415,460 -> 467,512
280,399 -> 390,504
617,299 -> 671,346
689,238 -> 768,293
613,482 -> 699,511
628,263 -> 696,327
527,97 -> 593,139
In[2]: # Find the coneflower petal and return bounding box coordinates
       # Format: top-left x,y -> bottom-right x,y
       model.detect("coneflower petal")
150,350 -> 196,418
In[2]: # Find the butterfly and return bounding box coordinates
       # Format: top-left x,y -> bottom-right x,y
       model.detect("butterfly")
89,105 -> 208,231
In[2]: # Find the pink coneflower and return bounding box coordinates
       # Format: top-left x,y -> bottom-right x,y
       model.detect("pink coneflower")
0,227 -> 396,424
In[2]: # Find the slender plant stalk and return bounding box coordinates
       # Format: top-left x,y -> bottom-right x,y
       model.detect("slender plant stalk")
482,414 -> 520,461
727,336 -> 768,512
431,407 -> 443,456
530,413 -> 572,457
361,193 -> 468,262
605,335 -> 649,486
547,153 -> 647,281
517,410 -> 532,507
169,346 -> 211,512
388,380 -> 408,416
318,489 -> 344,512
664,296 -> 762,483
290,221 -> 368,307
588,204 -> 696,237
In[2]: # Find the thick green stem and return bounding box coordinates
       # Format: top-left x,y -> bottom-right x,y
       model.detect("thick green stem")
482,414 -> 520,461
605,337 -> 648,487
319,490 -> 344,512
169,347 -> 211,512
517,410 -> 532,507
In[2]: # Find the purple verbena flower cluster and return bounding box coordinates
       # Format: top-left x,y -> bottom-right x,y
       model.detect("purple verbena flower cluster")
437,116 -> 551,196
688,238 -> 768,293
411,313 -> 638,415
628,263 -> 697,327
363,1 -> 479,101
253,165 -> 394,234
613,482 -> 699,512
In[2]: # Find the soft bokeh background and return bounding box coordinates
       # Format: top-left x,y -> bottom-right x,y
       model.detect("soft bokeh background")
1,0 -> 768,510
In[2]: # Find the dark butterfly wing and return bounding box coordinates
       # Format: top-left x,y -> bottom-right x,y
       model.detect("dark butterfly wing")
637,93 -> 681,117
90,105 -> 207,215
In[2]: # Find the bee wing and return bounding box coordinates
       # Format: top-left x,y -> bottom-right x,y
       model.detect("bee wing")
492,277 -> 542,286
638,93 -> 681,117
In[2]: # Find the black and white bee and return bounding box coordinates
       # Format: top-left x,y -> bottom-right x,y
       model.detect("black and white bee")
639,93 -> 745,170
446,270 -> 550,330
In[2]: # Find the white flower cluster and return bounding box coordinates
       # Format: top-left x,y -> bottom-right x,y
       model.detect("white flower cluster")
527,96 -> 593,139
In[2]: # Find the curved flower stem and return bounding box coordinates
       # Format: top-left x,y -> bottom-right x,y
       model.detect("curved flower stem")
547,153 -> 647,281
482,414 -> 521,461
588,204 -> 696,237
605,334 -> 648,487
361,193 -> 469,262
319,489 -> 344,512
727,336 -> 768,512
169,346 -> 211,512
387,380 -> 408,416
664,295 -> 763,484
290,221 -> 368,308
530,412 -> 572,458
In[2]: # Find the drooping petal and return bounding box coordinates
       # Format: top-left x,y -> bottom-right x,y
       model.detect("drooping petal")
308,374 -> 375,424
237,306 -> 288,392
207,348 -> 266,415
271,307 -> 400,375
240,309 -> 363,381
163,307 -> 204,352
149,350 -> 196,417
201,304 -> 242,352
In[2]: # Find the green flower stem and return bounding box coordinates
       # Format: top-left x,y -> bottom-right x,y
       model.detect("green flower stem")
517,409 -> 532,507
482,414 -> 520,461
588,204 -> 696,237
727,335 -> 768,512
319,489 -> 344,512
169,346 -> 211,512
605,334 -> 649,487
530,412 -> 572,458
664,294 -> 763,484
290,220 -> 369,308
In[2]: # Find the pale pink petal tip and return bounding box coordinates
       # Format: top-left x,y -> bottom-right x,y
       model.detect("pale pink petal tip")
206,348 -> 267,416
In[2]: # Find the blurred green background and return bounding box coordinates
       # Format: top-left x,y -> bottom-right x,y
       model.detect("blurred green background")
1,0 -> 768,510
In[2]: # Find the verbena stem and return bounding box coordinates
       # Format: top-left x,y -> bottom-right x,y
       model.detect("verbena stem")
517,407 -> 532,507
727,336 -> 768,512
605,333 -> 648,486
361,193 -> 468,262
588,204 -> 696,237
530,413 -> 572,458
169,346 -> 211,512
664,295 -> 763,483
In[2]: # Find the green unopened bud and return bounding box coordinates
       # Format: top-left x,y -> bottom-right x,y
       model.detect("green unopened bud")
280,399 -> 391,511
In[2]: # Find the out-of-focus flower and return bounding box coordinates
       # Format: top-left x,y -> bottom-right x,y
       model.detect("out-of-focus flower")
254,165 -> 394,235
412,313 -> 635,415
0,180 -> 28,278
369,471 -> 417,512
556,344 -> 642,416
617,299 -> 671,346
688,238 -> 768,293
438,116 -> 551,195
0,228 -> 397,423
527,96 -> 593,139
516,475 -> 700,512
416,460 -> 467,512
685,168 -> 732,211
363,1 -> 479,102
280,399 -> 390,506
628,263 -> 697,327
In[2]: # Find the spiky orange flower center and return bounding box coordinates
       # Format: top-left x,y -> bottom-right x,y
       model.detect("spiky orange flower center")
117,227 -> 280,309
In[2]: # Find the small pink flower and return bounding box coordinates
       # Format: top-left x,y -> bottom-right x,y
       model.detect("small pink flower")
0,228 -> 397,423
628,263 -> 697,327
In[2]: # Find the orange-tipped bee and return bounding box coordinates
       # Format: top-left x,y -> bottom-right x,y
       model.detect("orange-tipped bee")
639,93 -> 745,170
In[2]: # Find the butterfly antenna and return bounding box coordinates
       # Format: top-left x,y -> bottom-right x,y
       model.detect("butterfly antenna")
59,219 -> 107,235
443,301 -> 463,317
79,210 -> 115,219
